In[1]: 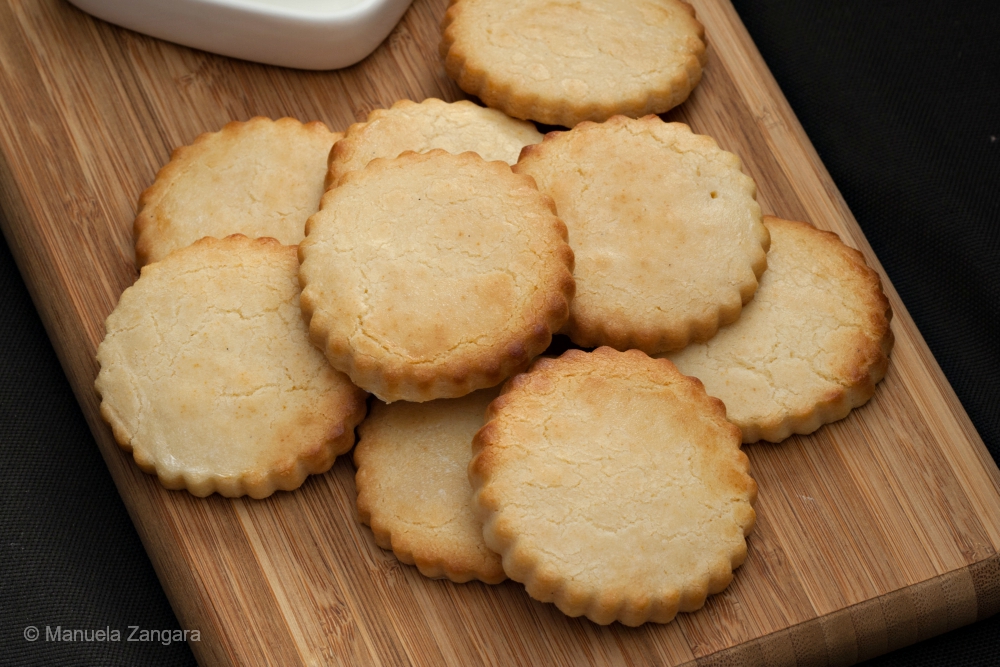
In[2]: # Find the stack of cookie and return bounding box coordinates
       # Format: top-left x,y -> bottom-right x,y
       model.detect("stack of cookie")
98,102 -> 569,500
95,0 -> 893,628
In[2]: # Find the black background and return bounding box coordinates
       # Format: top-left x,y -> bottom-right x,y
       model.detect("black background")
1,0 -> 998,664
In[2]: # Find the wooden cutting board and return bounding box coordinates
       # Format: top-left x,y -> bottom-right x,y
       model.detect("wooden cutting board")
1,0 -> 998,664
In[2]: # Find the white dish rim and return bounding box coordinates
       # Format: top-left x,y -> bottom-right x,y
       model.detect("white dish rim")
189,0 -> 390,22
67,0 -> 416,70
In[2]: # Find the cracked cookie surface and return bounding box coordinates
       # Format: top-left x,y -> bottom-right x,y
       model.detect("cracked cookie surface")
470,347 -> 756,626
299,149 -> 575,403
135,117 -> 341,267
354,387 -> 505,584
515,115 -> 769,353
664,216 -> 894,443
95,235 -> 367,498
440,0 -> 706,127
327,98 -> 542,186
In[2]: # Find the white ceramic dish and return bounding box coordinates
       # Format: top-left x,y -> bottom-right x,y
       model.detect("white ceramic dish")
67,0 -> 415,70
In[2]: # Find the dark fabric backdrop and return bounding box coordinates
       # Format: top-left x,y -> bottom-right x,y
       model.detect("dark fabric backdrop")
1,0 -> 997,664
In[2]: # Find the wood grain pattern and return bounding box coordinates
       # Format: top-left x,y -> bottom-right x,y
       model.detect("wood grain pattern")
0,0 -> 998,664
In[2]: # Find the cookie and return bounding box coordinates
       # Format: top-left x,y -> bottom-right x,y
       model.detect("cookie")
327,98 -> 542,186
95,235 -> 368,498
440,0 -> 706,127
664,216 -> 894,443
354,388 -> 505,584
514,115 -> 769,354
299,149 -> 575,403
470,347 -> 756,626
135,117 -> 341,267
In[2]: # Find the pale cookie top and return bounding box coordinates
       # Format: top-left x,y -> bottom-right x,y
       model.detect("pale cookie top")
95,235 -> 368,499
327,98 -> 543,186
134,117 -> 341,267
665,217 -> 894,444
299,149 -> 575,403
515,115 -> 769,354
440,0 -> 706,127
354,388 -> 505,584
471,347 -> 757,626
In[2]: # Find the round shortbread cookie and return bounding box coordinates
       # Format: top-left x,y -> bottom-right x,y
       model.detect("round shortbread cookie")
514,115 -> 769,354
95,235 -> 368,499
354,388 -> 505,584
327,98 -> 543,186
134,117 -> 342,267
471,347 -> 756,626
440,0 -> 706,128
299,149 -> 575,403
664,216 -> 894,443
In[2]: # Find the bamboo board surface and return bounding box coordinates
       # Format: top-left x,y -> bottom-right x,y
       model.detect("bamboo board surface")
1,0 -> 999,664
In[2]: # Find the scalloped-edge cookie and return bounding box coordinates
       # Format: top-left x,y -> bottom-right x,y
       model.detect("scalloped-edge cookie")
95,235 -> 368,498
299,149 -> 575,403
327,98 -> 542,187
134,117 -> 342,267
514,115 -> 769,354
440,0 -> 706,128
470,347 -> 757,626
355,388 -> 506,584
664,216 -> 894,443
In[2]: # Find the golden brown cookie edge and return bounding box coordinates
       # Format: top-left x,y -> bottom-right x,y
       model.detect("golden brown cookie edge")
514,116 -> 769,354
134,117 -> 341,268
301,150 -> 576,403
745,217 -> 894,443
470,347 -> 756,625
96,234 -> 368,499
353,399 -> 507,584
440,1 -> 707,127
